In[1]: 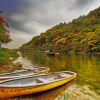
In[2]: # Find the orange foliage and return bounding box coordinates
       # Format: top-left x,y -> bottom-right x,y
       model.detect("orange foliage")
0,16 -> 4,24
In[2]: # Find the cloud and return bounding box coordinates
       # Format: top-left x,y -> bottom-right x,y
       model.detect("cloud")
8,0 -> 100,34
3,28 -> 34,49
71,0 -> 94,9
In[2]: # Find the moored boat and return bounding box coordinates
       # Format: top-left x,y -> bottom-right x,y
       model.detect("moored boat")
46,52 -> 55,55
0,67 -> 50,81
0,71 -> 76,98
46,52 -> 59,56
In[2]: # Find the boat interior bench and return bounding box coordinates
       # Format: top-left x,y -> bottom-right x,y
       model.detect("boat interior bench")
37,78 -> 49,83
58,74 -> 65,78
36,74 -> 66,83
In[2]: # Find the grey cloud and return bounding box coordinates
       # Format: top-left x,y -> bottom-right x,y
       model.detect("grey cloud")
3,28 -> 33,49
8,0 -> 100,35
72,0 -> 95,9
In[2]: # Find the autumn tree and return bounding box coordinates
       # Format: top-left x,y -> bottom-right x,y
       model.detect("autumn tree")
0,11 -> 12,47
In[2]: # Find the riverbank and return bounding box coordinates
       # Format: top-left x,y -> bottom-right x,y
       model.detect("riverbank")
0,63 -> 22,73
0,48 -> 22,73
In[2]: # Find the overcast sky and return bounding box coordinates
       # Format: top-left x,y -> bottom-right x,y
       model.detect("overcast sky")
0,0 -> 100,48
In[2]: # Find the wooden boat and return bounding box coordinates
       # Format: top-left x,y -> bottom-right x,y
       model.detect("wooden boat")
46,52 -> 59,56
46,52 -> 55,55
0,71 -> 76,98
0,67 -> 50,81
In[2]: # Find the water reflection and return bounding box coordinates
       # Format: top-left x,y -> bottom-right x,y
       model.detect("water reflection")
13,52 -> 38,69
14,50 -> 100,99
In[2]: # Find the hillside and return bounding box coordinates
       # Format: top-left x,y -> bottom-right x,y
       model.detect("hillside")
0,11 -> 18,66
0,10 -> 12,46
20,7 -> 100,53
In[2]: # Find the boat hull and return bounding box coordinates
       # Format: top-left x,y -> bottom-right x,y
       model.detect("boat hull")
0,75 -> 76,98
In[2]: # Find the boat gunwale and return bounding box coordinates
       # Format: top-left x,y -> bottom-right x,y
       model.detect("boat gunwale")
0,71 -> 77,88
0,67 -> 50,78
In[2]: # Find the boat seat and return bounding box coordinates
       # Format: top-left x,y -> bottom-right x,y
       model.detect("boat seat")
54,75 -> 65,79
37,78 -> 49,83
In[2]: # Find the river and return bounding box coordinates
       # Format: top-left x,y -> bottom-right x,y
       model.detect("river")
12,50 -> 100,100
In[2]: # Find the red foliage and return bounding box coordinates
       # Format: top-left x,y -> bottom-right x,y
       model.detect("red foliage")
63,45 -> 69,48
0,15 -> 4,24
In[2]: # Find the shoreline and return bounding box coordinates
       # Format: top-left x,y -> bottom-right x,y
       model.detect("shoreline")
0,48 -> 22,73
0,63 -> 22,74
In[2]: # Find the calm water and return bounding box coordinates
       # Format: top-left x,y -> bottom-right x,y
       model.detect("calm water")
14,50 -> 100,100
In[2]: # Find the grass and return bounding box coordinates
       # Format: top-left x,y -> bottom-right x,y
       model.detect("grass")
0,48 -> 18,65
0,26 -> 5,33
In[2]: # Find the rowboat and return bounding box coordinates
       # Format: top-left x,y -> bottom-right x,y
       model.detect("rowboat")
0,71 -> 76,98
45,50 -> 59,55
0,67 -> 50,81
46,52 -> 59,56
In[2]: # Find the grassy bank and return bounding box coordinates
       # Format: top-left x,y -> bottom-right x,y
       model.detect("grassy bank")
0,48 -> 18,65
0,48 -> 22,73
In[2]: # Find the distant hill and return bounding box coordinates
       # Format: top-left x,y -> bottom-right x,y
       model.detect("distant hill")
0,10 -> 11,47
20,7 -> 100,53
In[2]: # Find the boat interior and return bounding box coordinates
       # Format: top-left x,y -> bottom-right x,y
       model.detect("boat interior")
0,72 -> 73,87
0,67 -> 49,78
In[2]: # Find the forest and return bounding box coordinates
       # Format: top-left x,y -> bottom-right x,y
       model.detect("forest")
21,7 -> 100,53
